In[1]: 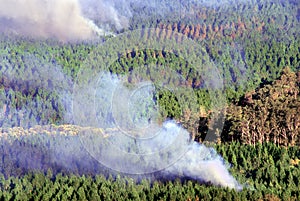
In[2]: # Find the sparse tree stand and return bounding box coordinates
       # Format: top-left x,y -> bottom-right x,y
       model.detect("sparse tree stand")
225,67 -> 300,146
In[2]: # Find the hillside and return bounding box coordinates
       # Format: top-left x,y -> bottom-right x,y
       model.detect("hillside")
0,0 -> 299,200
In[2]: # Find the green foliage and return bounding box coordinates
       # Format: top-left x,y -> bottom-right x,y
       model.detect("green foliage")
0,143 -> 298,200
225,67 -> 300,146
0,0 -> 299,200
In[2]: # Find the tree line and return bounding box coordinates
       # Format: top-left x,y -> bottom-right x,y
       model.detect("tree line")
0,141 -> 298,200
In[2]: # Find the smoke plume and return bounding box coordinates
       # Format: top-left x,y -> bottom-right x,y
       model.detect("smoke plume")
0,0 -> 290,41
0,0 -> 123,41
0,52 -> 73,128
79,0 -> 131,31
0,69 -> 242,190
165,141 -> 242,190
72,72 -> 242,190
0,0 -> 244,41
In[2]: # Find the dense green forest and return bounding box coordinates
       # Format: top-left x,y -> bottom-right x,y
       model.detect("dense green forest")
0,0 -> 299,200
0,139 -> 299,200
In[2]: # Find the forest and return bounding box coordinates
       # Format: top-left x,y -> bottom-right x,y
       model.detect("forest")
0,0 -> 299,200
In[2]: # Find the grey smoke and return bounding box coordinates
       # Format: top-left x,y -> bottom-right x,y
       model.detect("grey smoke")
0,0 -> 291,41
0,0 -> 93,41
79,0 -> 131,31
0,0 -> 245,41
0,49 -> 242,191
0,0 -> 123,41
73,72 -> 242,190
165,142 -> 242,190
0,0 -> 150,41
0,52 -> 73,128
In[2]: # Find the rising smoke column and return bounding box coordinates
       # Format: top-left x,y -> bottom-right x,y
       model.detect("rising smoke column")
0,0 -> 244,41
70,28 -> 243,190
0,0 -> 296,41
0,0 -> 119,41
165,141 -> 243,190
79,0 -> 131,31
73,72 -> 243,190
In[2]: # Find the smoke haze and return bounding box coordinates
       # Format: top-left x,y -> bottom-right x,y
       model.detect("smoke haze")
166,142 -> 242,190
0,72 -> 242,190
0,0 -> 290,41
71,72 -> 242,190
0,0 -> 127,41
0,0 -> 243,41
0,0 -> 92,41
79,0 -> 131,31
0,52 -> 73,128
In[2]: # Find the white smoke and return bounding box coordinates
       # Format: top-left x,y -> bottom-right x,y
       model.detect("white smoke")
0,0 -> 120,41
165,142 -> 242,190
74,72 -> 242,190
0,55 -> 242,190
0,52 -> 73,128
0,0 -> 286,41
79,0 -> 131,31
0,0 -> 241,41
